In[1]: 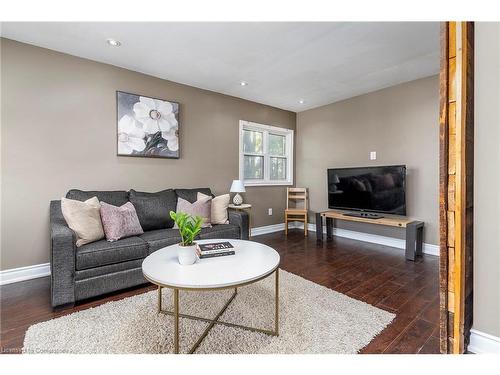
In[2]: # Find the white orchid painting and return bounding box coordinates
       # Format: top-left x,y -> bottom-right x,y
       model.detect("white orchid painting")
116,91 -> 179,158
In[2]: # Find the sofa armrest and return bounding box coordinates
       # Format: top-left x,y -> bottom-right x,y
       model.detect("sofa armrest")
50,200 -> 76,307
228,209 -> 249,240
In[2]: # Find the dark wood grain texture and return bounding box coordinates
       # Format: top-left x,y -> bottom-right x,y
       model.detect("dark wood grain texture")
1,230 -> 439,354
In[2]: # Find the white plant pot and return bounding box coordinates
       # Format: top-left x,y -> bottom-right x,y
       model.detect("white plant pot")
177,243 -> 198,265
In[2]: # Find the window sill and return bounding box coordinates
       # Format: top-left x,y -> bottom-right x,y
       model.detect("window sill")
243,181 -> 294,187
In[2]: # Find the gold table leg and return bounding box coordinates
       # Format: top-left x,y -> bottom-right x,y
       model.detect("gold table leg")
173,289 -> 179,354
248,208 -> 252,239
158,269 -> 279,354
187,289 -> 237,354
275,268 -> 279,336
157,286 -> 162,313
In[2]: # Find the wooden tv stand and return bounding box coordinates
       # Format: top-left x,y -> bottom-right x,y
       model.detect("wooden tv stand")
315,210 -> 424,261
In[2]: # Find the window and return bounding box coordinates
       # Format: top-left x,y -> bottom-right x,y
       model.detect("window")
239,120 -> 294,186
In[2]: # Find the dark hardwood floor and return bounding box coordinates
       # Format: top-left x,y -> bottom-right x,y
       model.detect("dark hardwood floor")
0,229 -> 439,354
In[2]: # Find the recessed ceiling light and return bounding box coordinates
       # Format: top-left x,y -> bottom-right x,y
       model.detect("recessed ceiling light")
298,99 -> 305,104
240,81 -> 248,86
106,38 -> 121,47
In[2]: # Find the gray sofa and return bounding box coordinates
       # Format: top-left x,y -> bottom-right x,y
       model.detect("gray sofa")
49,187 -> 249,307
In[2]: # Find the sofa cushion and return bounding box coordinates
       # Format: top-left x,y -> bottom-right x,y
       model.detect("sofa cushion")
76,236 -> 148,270
174,188 -> 213,203
75,268 -> 147,301
129,189 -> 177,230
198,224 -> 240,240
67,189 -> 129,206
139,228 -> 182,253
75,258 -> 144,281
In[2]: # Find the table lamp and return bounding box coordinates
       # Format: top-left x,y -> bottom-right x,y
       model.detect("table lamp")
230,180 -> 246,205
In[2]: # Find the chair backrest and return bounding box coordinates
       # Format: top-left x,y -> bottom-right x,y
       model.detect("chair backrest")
286,187 -> 308,210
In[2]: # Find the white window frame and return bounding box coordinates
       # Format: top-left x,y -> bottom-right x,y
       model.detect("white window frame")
239,120 -> 294,186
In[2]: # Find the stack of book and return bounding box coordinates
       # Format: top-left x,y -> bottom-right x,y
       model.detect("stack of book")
196,241 -> 235,259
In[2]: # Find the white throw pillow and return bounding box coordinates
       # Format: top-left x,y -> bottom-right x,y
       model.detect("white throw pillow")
61,196 -> 105,247
197,192 -> 230,225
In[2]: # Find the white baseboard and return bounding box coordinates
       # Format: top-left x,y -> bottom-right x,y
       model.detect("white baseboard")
469,329 -> 500,354
251,223 -> 286,237
251,221 -> 439,257
300,222 -> 439,256
296,223 -> 439,256
0,262 -> 50,285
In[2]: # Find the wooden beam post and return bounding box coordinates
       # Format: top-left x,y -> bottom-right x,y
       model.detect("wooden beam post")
439,21 -> 474,354
438,21 -> 450,354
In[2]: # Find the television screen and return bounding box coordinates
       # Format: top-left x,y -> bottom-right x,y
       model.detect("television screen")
327,165 -> 406,215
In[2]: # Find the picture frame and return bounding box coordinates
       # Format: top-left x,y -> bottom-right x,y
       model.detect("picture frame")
116,91 -> 180,159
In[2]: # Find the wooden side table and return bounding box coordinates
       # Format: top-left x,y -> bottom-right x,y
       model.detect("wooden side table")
228,203 -> 252,238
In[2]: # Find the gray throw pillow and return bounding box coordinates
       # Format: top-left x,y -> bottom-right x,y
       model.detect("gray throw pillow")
129,189 -> 177,230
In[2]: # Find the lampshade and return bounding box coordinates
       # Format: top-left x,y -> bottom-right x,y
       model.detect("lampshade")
230,180 -> 246,193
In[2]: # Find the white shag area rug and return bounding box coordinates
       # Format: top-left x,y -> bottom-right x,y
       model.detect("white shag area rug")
23,270 -> 394,354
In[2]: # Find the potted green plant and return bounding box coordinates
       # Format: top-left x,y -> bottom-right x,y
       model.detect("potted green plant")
170,211 -> 203,265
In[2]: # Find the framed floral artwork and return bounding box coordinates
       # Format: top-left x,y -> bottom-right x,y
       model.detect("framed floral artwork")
116,91 -> 179,158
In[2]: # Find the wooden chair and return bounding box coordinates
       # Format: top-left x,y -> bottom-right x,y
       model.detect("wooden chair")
285,187 -> 308,236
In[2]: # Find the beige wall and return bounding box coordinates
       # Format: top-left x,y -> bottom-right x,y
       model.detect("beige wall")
0,38 -> 296,270
474,23 -> 500,338
296,76 -> 439,245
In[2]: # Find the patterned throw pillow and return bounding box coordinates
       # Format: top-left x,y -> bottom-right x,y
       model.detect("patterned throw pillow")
197,192 -> 230,224
174,195 -> 212,228
100,201 -> 144,242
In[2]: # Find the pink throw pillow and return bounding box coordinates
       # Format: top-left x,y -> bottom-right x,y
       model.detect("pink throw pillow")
100,201 -> 144,241
174,196 -> 212,228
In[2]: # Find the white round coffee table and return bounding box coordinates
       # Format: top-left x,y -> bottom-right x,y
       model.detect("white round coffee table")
142,239 -> 280,354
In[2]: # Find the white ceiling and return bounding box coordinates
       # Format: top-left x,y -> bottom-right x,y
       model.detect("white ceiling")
1,22 -> 440,112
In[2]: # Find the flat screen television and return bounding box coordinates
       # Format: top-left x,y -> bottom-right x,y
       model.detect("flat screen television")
327,165 -> 406,215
